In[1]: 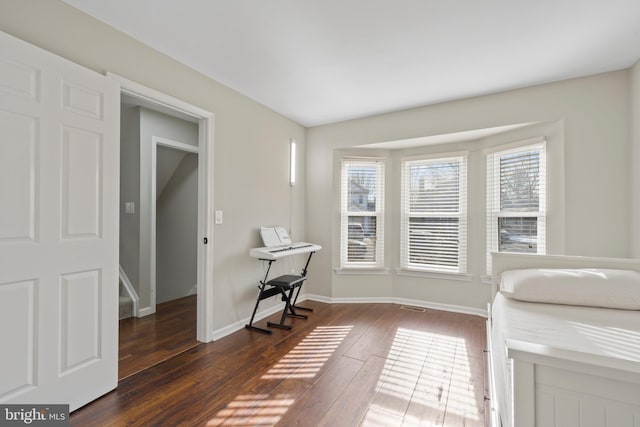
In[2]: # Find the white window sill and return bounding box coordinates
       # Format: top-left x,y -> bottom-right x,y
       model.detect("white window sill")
335,267 -> 390,275
395,268 -> 473,282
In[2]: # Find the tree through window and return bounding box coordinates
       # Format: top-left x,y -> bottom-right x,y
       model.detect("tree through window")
487,142 -> 546,272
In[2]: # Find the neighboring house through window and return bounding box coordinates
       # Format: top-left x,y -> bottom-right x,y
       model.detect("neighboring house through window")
400,153 -> 468,273
340,158 -> 385,268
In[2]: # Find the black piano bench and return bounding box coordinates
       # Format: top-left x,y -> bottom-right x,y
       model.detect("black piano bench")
267,274 -> 305,289
266,275 -> 308,328
271,275 -> 314,313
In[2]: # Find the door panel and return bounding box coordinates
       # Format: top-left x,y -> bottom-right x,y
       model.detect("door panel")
61,126 -> 103,239
60,269 -> 101,373
0,110 -> 37,241
0,279 -> 36,398
0,31 -> 119,411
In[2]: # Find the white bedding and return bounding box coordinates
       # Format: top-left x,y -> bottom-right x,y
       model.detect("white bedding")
491,292 -> 640,427
500,268 -> 640,310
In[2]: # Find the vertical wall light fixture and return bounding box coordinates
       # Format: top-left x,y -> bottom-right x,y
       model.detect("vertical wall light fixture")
290,139 -> 296,186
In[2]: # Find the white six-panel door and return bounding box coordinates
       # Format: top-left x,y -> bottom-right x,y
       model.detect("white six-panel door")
0,31 -> 119,410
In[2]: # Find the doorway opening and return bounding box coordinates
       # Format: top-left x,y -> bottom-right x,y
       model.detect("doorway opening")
153,138 -> 198,308
108,73 -> 214,378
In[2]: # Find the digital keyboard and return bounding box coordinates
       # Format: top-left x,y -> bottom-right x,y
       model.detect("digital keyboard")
247,241 -> 321,333
249,242 -> 322,260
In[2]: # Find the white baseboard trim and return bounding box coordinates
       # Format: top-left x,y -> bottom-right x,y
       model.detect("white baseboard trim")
211,302 -> 286,341
118,265 -> 139,317
302,293 -> 487,318
138,306 -> 155,317
392,297 -> 487,318
187,284 -> 197,296
211,294 -> 487,341
301,293 -> 332,304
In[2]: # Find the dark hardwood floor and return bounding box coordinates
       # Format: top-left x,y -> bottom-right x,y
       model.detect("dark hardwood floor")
74,301 -> 488,426
118,295 -> 199,380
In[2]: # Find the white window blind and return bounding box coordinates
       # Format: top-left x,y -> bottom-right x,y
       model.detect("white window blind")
340,158 -> 385,267
400,154 -> 467,273
487,141 -> 546,273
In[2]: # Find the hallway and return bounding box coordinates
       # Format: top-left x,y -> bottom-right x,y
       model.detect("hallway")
119,295 -> 198,380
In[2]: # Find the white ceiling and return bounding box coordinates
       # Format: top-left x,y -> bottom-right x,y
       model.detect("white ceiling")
63,0 -> 640,127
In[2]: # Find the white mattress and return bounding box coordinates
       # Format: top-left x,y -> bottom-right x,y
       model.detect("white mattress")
490,292 -> 640,427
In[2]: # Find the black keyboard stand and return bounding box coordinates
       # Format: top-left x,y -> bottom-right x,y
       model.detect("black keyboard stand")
245,251 -> 316,334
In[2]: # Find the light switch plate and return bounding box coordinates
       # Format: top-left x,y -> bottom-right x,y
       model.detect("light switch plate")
215,210 -> 223,224
125,202 -> 135,214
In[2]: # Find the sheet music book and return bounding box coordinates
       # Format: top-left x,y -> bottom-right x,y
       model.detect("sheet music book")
260,226 -> 292,247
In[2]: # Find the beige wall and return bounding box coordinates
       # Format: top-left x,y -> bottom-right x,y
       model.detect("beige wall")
119,104 -> 141,296
307,70 -> 631,310
631,60 -> 640,257
0,0 -> 307,331
156,152 -> 198,304
2,0 -> 636,320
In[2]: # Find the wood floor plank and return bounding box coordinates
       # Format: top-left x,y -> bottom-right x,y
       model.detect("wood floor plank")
118,295 -> 199,379
444,353 -> 486,426
403,373 -> 450,426
204,378 -> 312,426
317,355 -> 388,427
343,304 -> 413,361
277,355 -> 364,426
360,406 -> 404,426
71,301 -> 488,427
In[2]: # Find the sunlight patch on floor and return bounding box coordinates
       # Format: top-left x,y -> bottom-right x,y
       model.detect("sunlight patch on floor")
206,394 -> 295,426
207,325 -> 353,426
445,343 -> 483,422
261,325 -> 353,379
362,327 -> 481,426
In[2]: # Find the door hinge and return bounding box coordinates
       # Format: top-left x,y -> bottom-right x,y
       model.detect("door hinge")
203,237 -> 208,244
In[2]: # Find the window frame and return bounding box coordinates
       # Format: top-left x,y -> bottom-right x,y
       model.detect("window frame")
400,152 -> 468,274
486,140 -> 546,273
340,157 -> 385,269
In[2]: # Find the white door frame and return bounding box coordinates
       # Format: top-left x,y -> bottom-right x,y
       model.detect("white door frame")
107,72 -> 215,343
151,136 -> 198,311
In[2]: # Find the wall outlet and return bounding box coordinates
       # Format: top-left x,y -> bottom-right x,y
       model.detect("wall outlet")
125,202 -> 135,214
215,210 -> 223,224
